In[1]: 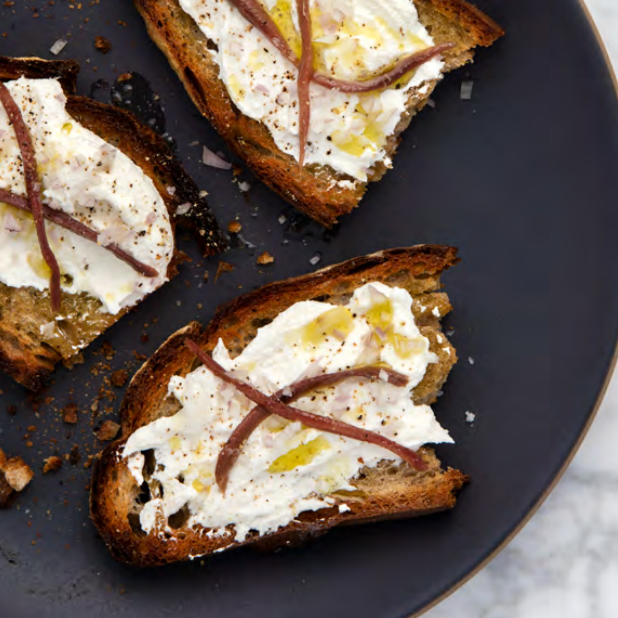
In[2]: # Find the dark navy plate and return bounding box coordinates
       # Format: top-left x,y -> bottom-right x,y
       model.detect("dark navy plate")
1,1 -> 617,617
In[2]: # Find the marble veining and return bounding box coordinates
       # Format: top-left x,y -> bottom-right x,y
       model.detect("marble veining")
424,2 -> 618,615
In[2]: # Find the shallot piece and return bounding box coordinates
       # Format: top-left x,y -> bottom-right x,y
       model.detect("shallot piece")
202,145 -> 232,170
0,83 -> 61,311
3,211 -> 21,233
0,187 -> 158,278
209,354 -> 413,491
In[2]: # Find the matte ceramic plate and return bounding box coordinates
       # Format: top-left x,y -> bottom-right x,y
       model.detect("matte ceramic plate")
1,1 -> 618,617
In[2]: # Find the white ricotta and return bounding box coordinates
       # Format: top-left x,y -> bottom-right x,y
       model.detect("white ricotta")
124,282 -> 453,542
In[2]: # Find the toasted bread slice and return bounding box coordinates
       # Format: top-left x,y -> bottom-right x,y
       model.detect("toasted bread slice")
91,245 -> 467,566
0,56 -> 225,391
134,0 -> 504,227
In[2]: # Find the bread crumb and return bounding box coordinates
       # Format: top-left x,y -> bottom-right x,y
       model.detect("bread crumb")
68,445 -> 81,465
95,420 -> 121,442
0,448 -> 34,507
101,341 -> 115,360
215,261 -> 234,282
465,411 -> 476,424
43,456 -> 63,474
110,369 -> 129,388
256,251 -> 274,265
94,35 -> 112,53
468,357 -> 475,365
50,38 -> 68,56
227,220 -> 242,234
62,402 -> 78,424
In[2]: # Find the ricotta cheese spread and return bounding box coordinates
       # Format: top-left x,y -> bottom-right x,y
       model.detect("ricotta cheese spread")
178,0 -> 444,181
0,77 -> 174,314
124,282 -> 453,542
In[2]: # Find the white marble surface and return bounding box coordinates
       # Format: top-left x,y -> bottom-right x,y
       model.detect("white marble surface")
424,2 -> 618,616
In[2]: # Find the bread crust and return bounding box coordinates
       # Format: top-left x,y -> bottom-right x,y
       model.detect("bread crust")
91,245 -> 467,566
133,0 -> 504,226
0,55 -> 225,390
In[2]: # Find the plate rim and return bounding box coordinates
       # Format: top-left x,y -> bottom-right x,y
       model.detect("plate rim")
411,3 -> 618,615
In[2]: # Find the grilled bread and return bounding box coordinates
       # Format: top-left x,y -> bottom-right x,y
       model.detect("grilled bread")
91,245 -> 466,566
134,0 -> 504,226
0,55 -> 224,390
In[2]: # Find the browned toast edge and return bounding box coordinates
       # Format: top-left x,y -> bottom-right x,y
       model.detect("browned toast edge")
133,0 -> 504,226
91,245 -> 467,566
0,55 -> 225,390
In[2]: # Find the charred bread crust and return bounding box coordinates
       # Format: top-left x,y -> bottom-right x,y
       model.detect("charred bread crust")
0,55 -> 79,92
91,245 -> 466,566
0,55 -> 224,390
91,438 -> 466,566
0,314 -> 60,392
133,0 -> 503,227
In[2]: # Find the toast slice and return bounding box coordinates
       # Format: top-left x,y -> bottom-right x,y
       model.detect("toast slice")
91,245 -> 467,566
0,56 -> 225,391
134,0 -> 504,227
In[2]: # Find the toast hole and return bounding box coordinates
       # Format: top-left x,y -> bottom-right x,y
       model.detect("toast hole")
385,270 -> 411,286
136,481 -> 151,505
311,295 -> 330,303
143,449 -> 156,479
331,292 -> 353,305
127,512 -> 147,537
331,489 -> 367,502
168,505 -> 191,530
56,319 -> 77,339
206,40 -> 219,52
251,317 -> 272,329
38,341 -> 58,356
